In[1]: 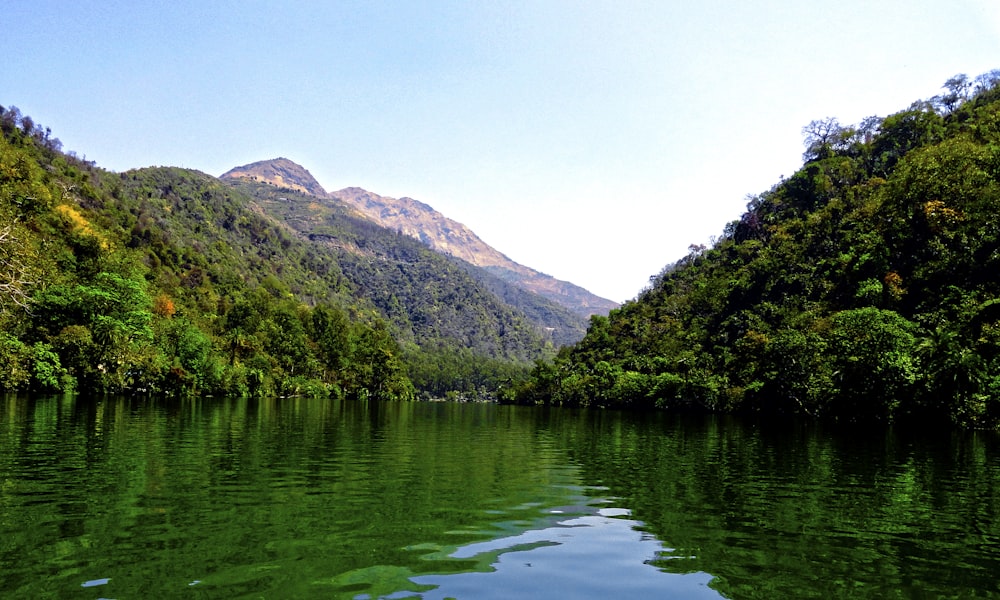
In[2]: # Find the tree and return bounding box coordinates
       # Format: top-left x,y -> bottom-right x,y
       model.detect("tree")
261,302 -> 312,377
312,304 -> 352,382
0,106 -> 21,137
0,221 -> 34,313
938,74 -> 971,112
223,293 -> 267,365
802,117 -> 848,161
828,308 -> 918,421
347,320 -> 414,401
870,103 -> 944,175
973,69 -> 1000,95
755,328 -> 833,416
33,271 -> 154,390
0,332 -> 31,389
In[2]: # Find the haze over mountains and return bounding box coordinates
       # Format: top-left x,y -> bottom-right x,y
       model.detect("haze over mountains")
221,158 -> 618,319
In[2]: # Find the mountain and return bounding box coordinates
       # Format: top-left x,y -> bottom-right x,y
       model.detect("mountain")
329,187 -> 619,317
0,107 -> 574,400
220,157 -> 328,197
221,160 -> 618,318
515,70 -> 1000,429
222,176 -> 589,348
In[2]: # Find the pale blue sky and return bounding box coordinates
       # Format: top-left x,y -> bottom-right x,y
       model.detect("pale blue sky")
3,1 -> 998,301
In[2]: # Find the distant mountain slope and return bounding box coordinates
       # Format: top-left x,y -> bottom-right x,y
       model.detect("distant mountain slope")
225,178 -> 588,347
221,158 -> 618,318
329,187 -> 619,318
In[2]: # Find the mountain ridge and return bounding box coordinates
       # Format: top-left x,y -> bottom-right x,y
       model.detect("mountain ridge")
221,159 -> 619,318
222,175 -> 589,348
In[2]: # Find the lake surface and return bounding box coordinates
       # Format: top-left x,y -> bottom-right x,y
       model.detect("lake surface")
1,395 -> 998,599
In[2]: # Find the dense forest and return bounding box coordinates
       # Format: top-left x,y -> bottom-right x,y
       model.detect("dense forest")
516,71 -> 1000,429
229,176 -> 589,349
7,71 -> 1000,425
0,107 -> 559,401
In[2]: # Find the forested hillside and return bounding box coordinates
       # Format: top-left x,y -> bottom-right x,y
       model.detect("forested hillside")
516,71 -> 1000,429
221,158 -> 605,337
0,108 -> 555,400
227,177 -> 588,348
321,184 -> 620,319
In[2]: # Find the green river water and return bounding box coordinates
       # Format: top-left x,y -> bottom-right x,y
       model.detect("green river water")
0,395 -> 998,598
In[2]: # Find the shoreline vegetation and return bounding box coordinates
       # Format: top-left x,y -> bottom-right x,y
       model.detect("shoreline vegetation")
4,70 -> 1000,429
514,70 -> 1000,429
0,104 -> 535,404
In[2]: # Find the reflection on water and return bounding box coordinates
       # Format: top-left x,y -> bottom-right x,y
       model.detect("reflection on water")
397,507 -> 721,600
546,409 -> 1000,599
1,394 -> 999,599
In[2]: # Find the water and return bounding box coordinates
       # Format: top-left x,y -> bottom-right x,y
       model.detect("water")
0,395 -> 998,599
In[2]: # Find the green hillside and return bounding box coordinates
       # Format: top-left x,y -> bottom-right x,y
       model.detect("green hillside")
0,108 -> 554,400
516,71 -> 1000,429
227,177 -> 586,348
219,159 -> 595,345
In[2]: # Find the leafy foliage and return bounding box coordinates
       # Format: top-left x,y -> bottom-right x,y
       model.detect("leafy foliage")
516,71 -> 1000,428
0,105 -> 553,399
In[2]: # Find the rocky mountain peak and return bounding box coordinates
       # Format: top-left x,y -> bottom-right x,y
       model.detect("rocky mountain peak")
221,158 -> 327,197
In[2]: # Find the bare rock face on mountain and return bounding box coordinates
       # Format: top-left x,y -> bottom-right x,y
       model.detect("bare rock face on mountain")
330,187 -> 619,317
330,188 -> 495,265
221,158 -> 328,197
222,158 -> 619,318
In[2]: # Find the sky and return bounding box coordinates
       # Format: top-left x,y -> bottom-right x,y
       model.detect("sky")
3,1 -> 999,302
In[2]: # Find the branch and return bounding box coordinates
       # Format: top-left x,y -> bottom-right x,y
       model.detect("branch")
0,221 -> 34,312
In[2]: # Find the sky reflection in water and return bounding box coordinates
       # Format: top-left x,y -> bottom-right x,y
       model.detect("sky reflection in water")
379,507 -> 722,600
